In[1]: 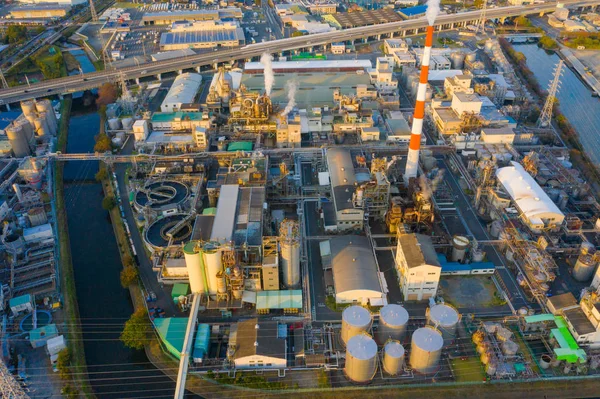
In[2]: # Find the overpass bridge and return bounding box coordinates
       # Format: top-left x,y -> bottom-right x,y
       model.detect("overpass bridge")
1,0 -> 597,105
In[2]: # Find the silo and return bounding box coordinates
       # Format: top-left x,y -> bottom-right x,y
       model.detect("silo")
382,340 -> 405,375
465,52 -> 477,63
183,241 -> 207,294
573,253 -> 597,282
376,304 -> 409,345
35,99 -> 57,132
410,327 -> 443,374
6,124 -> 31,157
21,100 -> 37,118
203,242 -> 223,296
108,118 -> 122,130
33,116 -> 50,137
451,235 -> 469,262
38,111 -> 55,135
122,117 -> 134,130
427,303 -> 460,343
344,334 -> 378,383
279,219 -> 300,288
341,305 -> 372,345
27,207 -> 48,226
450,52 -> 465,70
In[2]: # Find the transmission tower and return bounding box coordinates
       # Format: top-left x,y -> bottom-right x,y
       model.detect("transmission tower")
476,0 -> 487,35
537,60 -> 564,128
89,0 -> 98,22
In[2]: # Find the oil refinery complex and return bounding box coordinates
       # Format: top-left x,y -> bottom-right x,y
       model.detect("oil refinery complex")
6,0 -> 600,397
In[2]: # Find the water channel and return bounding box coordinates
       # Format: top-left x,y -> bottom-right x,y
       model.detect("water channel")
63,105 -> 180,398
513,44 -> 600,166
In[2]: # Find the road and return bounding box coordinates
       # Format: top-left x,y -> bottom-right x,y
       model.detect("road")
1,0 -> 594,104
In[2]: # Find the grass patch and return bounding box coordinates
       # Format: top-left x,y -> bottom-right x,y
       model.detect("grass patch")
450,357 -> 485,382
55,96 -> 95,398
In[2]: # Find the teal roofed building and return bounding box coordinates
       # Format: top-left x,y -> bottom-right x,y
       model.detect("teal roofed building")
30,324 -> 58,348
155,318 -> 188,359
9,294 -> 33,315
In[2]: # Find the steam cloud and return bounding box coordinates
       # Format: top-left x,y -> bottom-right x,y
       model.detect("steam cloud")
419,169 -> 445,200
426,0 -> 440,26
282,81 -> 297,116
260,53 -> 274,96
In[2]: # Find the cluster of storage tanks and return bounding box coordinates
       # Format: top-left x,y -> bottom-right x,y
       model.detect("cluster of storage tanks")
341,302 -> 461,383
7,100 -> 58,157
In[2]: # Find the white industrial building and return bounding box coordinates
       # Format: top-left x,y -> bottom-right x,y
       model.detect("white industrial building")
395,233 -> 441,301
328,236 -> 385,305
132,120 -> 149,141
160,73 -> 202,112
19,0 -> 86,5
480,126 -> 516,144
231,318 -> 287,368
325,148 -> 364,231
159,20 -> 245,50
496,162 -> 565,232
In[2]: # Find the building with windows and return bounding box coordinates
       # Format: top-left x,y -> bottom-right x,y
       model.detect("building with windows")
231,318 -> 287,368
10,4 -> 71,19
160,73 -> 203,112
325,148 -> 364,231
395,233 -> 441,301
159,20 -> 245,50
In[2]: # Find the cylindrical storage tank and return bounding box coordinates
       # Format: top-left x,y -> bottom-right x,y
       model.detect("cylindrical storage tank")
573,254 -> 597,282
451,235 -> 470,262
410,327 -> 443,374
427,303 -> 460,343
382,340 -> 405,375
122,117 -> 134,130
376,304 -> 409,345
22,100 -> 36,118
540,354 -> 551,369
203,243 -> 223,296
6,124 -> 31,157
108,118 -> 122,130
471,248 -> 485,263
344,334 -> 377,383
465,52 -> 477,63
38,111 -> 55,135
490,220 -> 503,238
183,242 -> 206,294
341,305 -> 372,345
280,219 -> 300,288
486,360 -> 497,376
21,119 -> 34,143
450,52 -> 465,70
33,116 -> 50,137
27,207 -> 48,226
216,271 -> 227,294
484,39 -> 494,51
581,241 -> 595,256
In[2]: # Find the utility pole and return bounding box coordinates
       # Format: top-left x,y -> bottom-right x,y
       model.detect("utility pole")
90,0 -> 98,22
537,60 -> 564,128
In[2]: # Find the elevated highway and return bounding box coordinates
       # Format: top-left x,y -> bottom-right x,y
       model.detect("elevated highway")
0,0 -> 597,104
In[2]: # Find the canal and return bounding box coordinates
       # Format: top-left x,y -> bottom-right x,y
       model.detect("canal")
513,44 -> 600,166
63,106 -> 181,398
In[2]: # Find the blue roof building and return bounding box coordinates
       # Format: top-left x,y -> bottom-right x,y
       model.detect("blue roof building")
399,5 -> 427,18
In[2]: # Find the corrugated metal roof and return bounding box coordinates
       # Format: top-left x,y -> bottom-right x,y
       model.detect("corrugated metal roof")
326,148 -> 356,212
256,290 -> 302,310
161,73 -> 202,110
398,234 -> 441,269
234,318 -> 286,360
210,184 -> 239,243
330,236 -> 382,296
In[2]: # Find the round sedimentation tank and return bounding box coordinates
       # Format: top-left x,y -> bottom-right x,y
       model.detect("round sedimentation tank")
376,304 -> 409,345
410,327 -> 443,374
450,52 -> 465,69
427,303 -> 460,343
344,334 -> 378,383
183,241 -> 206,294
451,235 -> 470,262
6,123 -> 31,157
203,242 -> 223,296
341,306 -> 372,345
383,340 -> 405,375
573,253 -> 597,282
279,219 -> 300,288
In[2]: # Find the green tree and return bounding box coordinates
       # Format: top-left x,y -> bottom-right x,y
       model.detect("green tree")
94,132 -> 112,152
514,16 -> 532,28
95,167 -> 108,182
120,267 -> 139,288
120,309 -> 150,350
6,25 -> 27,44
61,384 -> 79,399
291,31 -> 305,37
539,35 -> 558,50
102,195 -> 116,211
473,0 -> 484,9
56,349 -> 71,380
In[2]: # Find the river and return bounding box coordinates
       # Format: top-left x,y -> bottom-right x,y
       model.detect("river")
64,106 -> 181,398
513,44 -> 600,166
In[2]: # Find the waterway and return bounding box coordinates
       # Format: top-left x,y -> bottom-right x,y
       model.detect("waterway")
64,107 -> 181,398
513,44 -> 600,166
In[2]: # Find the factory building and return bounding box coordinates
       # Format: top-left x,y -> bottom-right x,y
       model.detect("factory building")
327,236 -> 385,305
159,21 -> 245,50
444,74 -> 474,97
325,148 -> 364,230
10,4 -> 71,19
150,112 -> 210,131
395,233 -> 441,301
142,8 -> 242,25
496,162 -> 565,232
160,73 -> 203,112
230,318 -> 287,368
19,0 -> 85,5
384,39 -> 416,68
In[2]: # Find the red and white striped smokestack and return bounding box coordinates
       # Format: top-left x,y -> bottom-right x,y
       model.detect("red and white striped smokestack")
404,25 -> 434,184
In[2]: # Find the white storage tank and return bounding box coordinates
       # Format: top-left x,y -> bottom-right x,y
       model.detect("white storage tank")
451,235 -> 470,262
279,219 -> 300,289
122,117 -> 134,130
108,118 -> 122,130
382,340 -> 405,375
21,100 -> 36,118
450,52 -> 465,70
410,327 -> 443,374
203,242 -> 223,296
341,305 -> 372,345
427,303 -> 460,343
376,304 -> 409,345
33,116 -> 50,137
183,241 -> 206,294
573,253 -> 597,282
36,99 -> 58,133
6,123 -> 31,157
344,334 -> 378,383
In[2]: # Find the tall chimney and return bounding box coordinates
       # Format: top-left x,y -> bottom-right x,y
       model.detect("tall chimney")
404,25 -> 435,184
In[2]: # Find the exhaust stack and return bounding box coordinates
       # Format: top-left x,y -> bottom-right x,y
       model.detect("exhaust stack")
404,25 -> 435,185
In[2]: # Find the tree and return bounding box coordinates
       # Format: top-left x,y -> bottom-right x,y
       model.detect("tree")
6,25 -> 27,44
514,16 -> 532,28
102,195 -> 116,211
473,0 -> 484,9
95,167 -> 108,182
317,369 -> 330,388
56,349 -> 71,380
96,83 -> 118,106
120,267 -> 138,288
291,31 -> 305,37
120,309 -> 150,350
94,132 -> 112,152
539,35 -> 558,50
61,384 -> 79,399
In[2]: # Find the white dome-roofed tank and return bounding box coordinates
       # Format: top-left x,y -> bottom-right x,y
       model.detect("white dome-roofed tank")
203,242 -> 223,296
426,302 -> 460,343
451,235 -> 470,262
573,253 -> 597,282
344,334 -> 378,383
341,305 -> 372,345
450,52 -> 465,69
410,327 -> 443,374
382,340 -> 405,375
375,304 -> 409,345
183,241 -> 206,294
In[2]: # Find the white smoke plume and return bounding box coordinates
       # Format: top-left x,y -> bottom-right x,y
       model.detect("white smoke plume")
282,81 -> 297,116
426,0 -> 440,26
260,53 -> 274,96
419,169 -> 445,200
